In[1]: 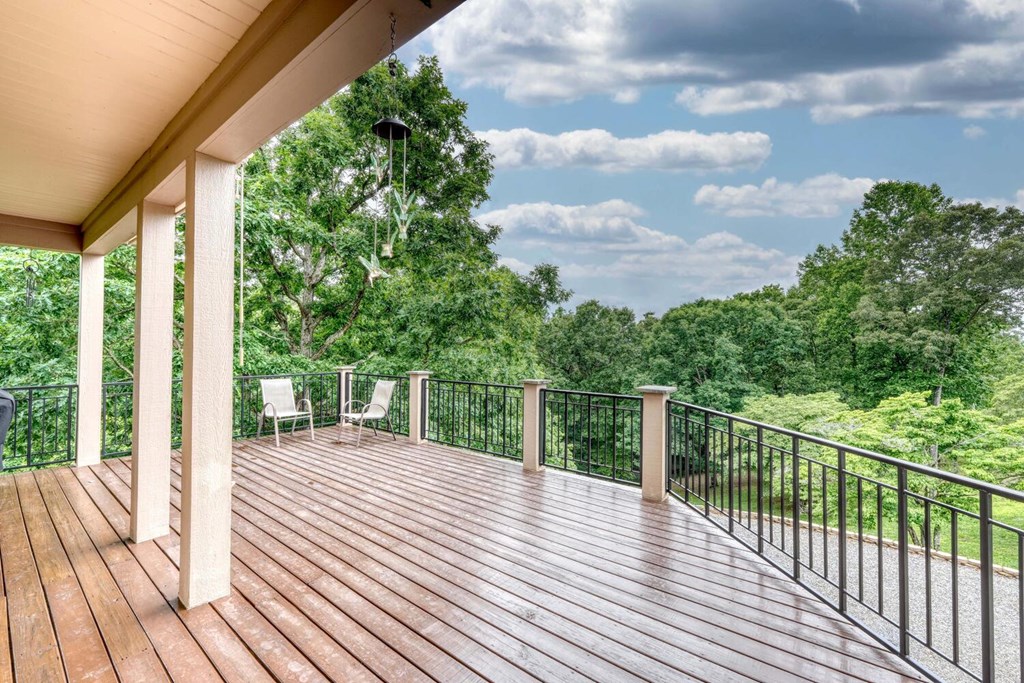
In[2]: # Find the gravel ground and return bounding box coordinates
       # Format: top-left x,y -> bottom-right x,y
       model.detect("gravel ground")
700,510 -> 1021,683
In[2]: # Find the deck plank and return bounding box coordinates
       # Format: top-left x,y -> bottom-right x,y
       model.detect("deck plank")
15,473 -> 116,683
0,475 -> 66,683
0,431 -> 928,683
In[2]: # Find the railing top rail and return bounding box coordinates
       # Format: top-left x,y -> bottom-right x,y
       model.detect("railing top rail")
427,378 -> 522,390
235,371 -> 338,380
352,372 -> 409,380
544,387 -> 642,401
0,383 -> 78,391
669,399 -> 1024,503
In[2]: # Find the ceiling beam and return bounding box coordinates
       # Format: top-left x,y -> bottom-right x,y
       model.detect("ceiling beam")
0,214 -> 82,253
82,0 -> 464,254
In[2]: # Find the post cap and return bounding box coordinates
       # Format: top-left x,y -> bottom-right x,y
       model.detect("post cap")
408,370 -> 432,376
522,379 -> 550,386
637,385 -> 677,395
337,365 -> 357,371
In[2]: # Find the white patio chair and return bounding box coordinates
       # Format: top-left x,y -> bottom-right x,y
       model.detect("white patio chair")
339,379 -> 397,447
257,378 -> 315,447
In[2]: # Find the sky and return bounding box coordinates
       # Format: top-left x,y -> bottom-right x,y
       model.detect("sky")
404,0 -> 1024,314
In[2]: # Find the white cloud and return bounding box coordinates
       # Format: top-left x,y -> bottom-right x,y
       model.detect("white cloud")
479,200 -> 683,253
428,0 -> 1024,122
961,189 -> 1024,208
675,43 -> 1024,122
963,124 -> 987,139
485,199 -> 801,312
694,174 -> 876,218
478,128 -> 772,173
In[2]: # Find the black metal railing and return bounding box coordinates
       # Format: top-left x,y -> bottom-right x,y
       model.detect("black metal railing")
349,373 -> 409,436
668,400 -> 1023,683
101,371 -> 342,456
424,379 -> 523,460
542,389 -> 642,485
0,385 -> 78,470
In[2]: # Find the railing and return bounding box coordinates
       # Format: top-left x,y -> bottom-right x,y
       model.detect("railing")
0,385 -> 78,470
668,400 -> 1022,683
542,389 -> 642,485
102,372 -> 342,456
424,379 -> 523,459
349,373 -> 409,436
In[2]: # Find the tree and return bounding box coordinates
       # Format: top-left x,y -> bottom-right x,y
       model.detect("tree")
853,199 -> 1024,409
537,300 -> 644,394
241,56 -> 494,363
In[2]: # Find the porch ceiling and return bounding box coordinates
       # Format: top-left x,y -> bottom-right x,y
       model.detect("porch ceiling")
0,0 -> 273,227
0,0 -> 462,255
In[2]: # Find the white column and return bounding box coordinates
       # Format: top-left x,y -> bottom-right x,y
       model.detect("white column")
522,380 -> 549,472
408,371 -> 431,444
338,365 -> 355,414
179,152 -> 235,609
639,385 -> 676,502
130,202 -> 175,543
76,254 -> 105,467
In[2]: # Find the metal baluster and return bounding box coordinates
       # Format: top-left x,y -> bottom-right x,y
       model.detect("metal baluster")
727,417 -> 734,532
822,465 -> 828,581
757,427 -> 764,553
952,512 -> 960,664
979,491 -> 995,683
587,394 -> 593,477
807,454 -> 814,572
858,477 -> 865,602
877,483 -> 885,616
897,468 -> 910,656
837,449 -> 847,613
27,388 -> 35,466
792,435 -> 801,579
924,501 -> 932,647
704,412 -> 711,516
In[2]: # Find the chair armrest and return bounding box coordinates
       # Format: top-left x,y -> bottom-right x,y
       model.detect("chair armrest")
262,402 -> 279,419
363,403 -> 389,415
297,398 -> 313,412
340,399 -> 367,413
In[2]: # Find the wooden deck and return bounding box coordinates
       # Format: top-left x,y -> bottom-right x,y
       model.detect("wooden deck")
0,429 -> 928,683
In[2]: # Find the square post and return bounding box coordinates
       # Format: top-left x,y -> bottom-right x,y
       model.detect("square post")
408,371 -> 431,444
638,385 -> 676,502
130,202 -> 176,542
76,253 -> 105,466
522,380 -> 549,472
337,365 -> 355,419
179,152 -> 235,609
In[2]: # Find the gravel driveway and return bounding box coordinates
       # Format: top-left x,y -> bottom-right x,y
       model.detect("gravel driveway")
697,510 -> 1021,683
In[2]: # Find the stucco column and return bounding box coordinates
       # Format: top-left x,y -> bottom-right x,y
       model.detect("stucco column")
130,202 -> 175,543
179,152 -> 235,609
76,253 -> 105,467
522,380 -> 549,472
639,385 -> 676,502
408,371 -> 431,444
337,365 -> 355,418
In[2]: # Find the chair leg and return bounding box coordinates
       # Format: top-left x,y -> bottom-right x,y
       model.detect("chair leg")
386,413 -> 397,441
273,417 -> 280,448
356,418 -> 364,448
370,421 -> 378,436
309,414 -> 315,442
291,417 -> 297,435
257,413 -> 263,439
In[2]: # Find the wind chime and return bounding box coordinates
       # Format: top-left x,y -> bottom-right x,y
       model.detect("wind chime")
359,14 -> 416,285
23,258 -> 39,307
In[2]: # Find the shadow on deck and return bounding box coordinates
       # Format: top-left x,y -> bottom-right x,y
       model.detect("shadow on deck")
0,429 -> 928,682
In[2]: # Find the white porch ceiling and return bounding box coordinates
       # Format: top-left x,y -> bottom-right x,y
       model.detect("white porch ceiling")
0,0 -> 272,226
0,0 -> 465,254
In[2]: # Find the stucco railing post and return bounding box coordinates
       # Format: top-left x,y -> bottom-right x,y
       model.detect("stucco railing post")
408,371 -> 431,444
337,365 -> 355,422
638,385 -> 676,502
130,201 -> 175,543
522,380 -> 549,472
179,152 -> 235,609
76,253 -> 105,467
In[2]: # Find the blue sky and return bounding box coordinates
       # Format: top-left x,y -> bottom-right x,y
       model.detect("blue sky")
406,0 -> 1024,314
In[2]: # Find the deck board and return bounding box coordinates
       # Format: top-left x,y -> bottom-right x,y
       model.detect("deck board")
0,430 -> 928,682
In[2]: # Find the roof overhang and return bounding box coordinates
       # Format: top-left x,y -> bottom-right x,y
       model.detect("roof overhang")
0,0 -> 464,255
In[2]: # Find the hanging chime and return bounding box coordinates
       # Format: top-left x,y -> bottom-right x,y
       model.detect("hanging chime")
359,14 -> 416,285
23,258 -> 38,307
